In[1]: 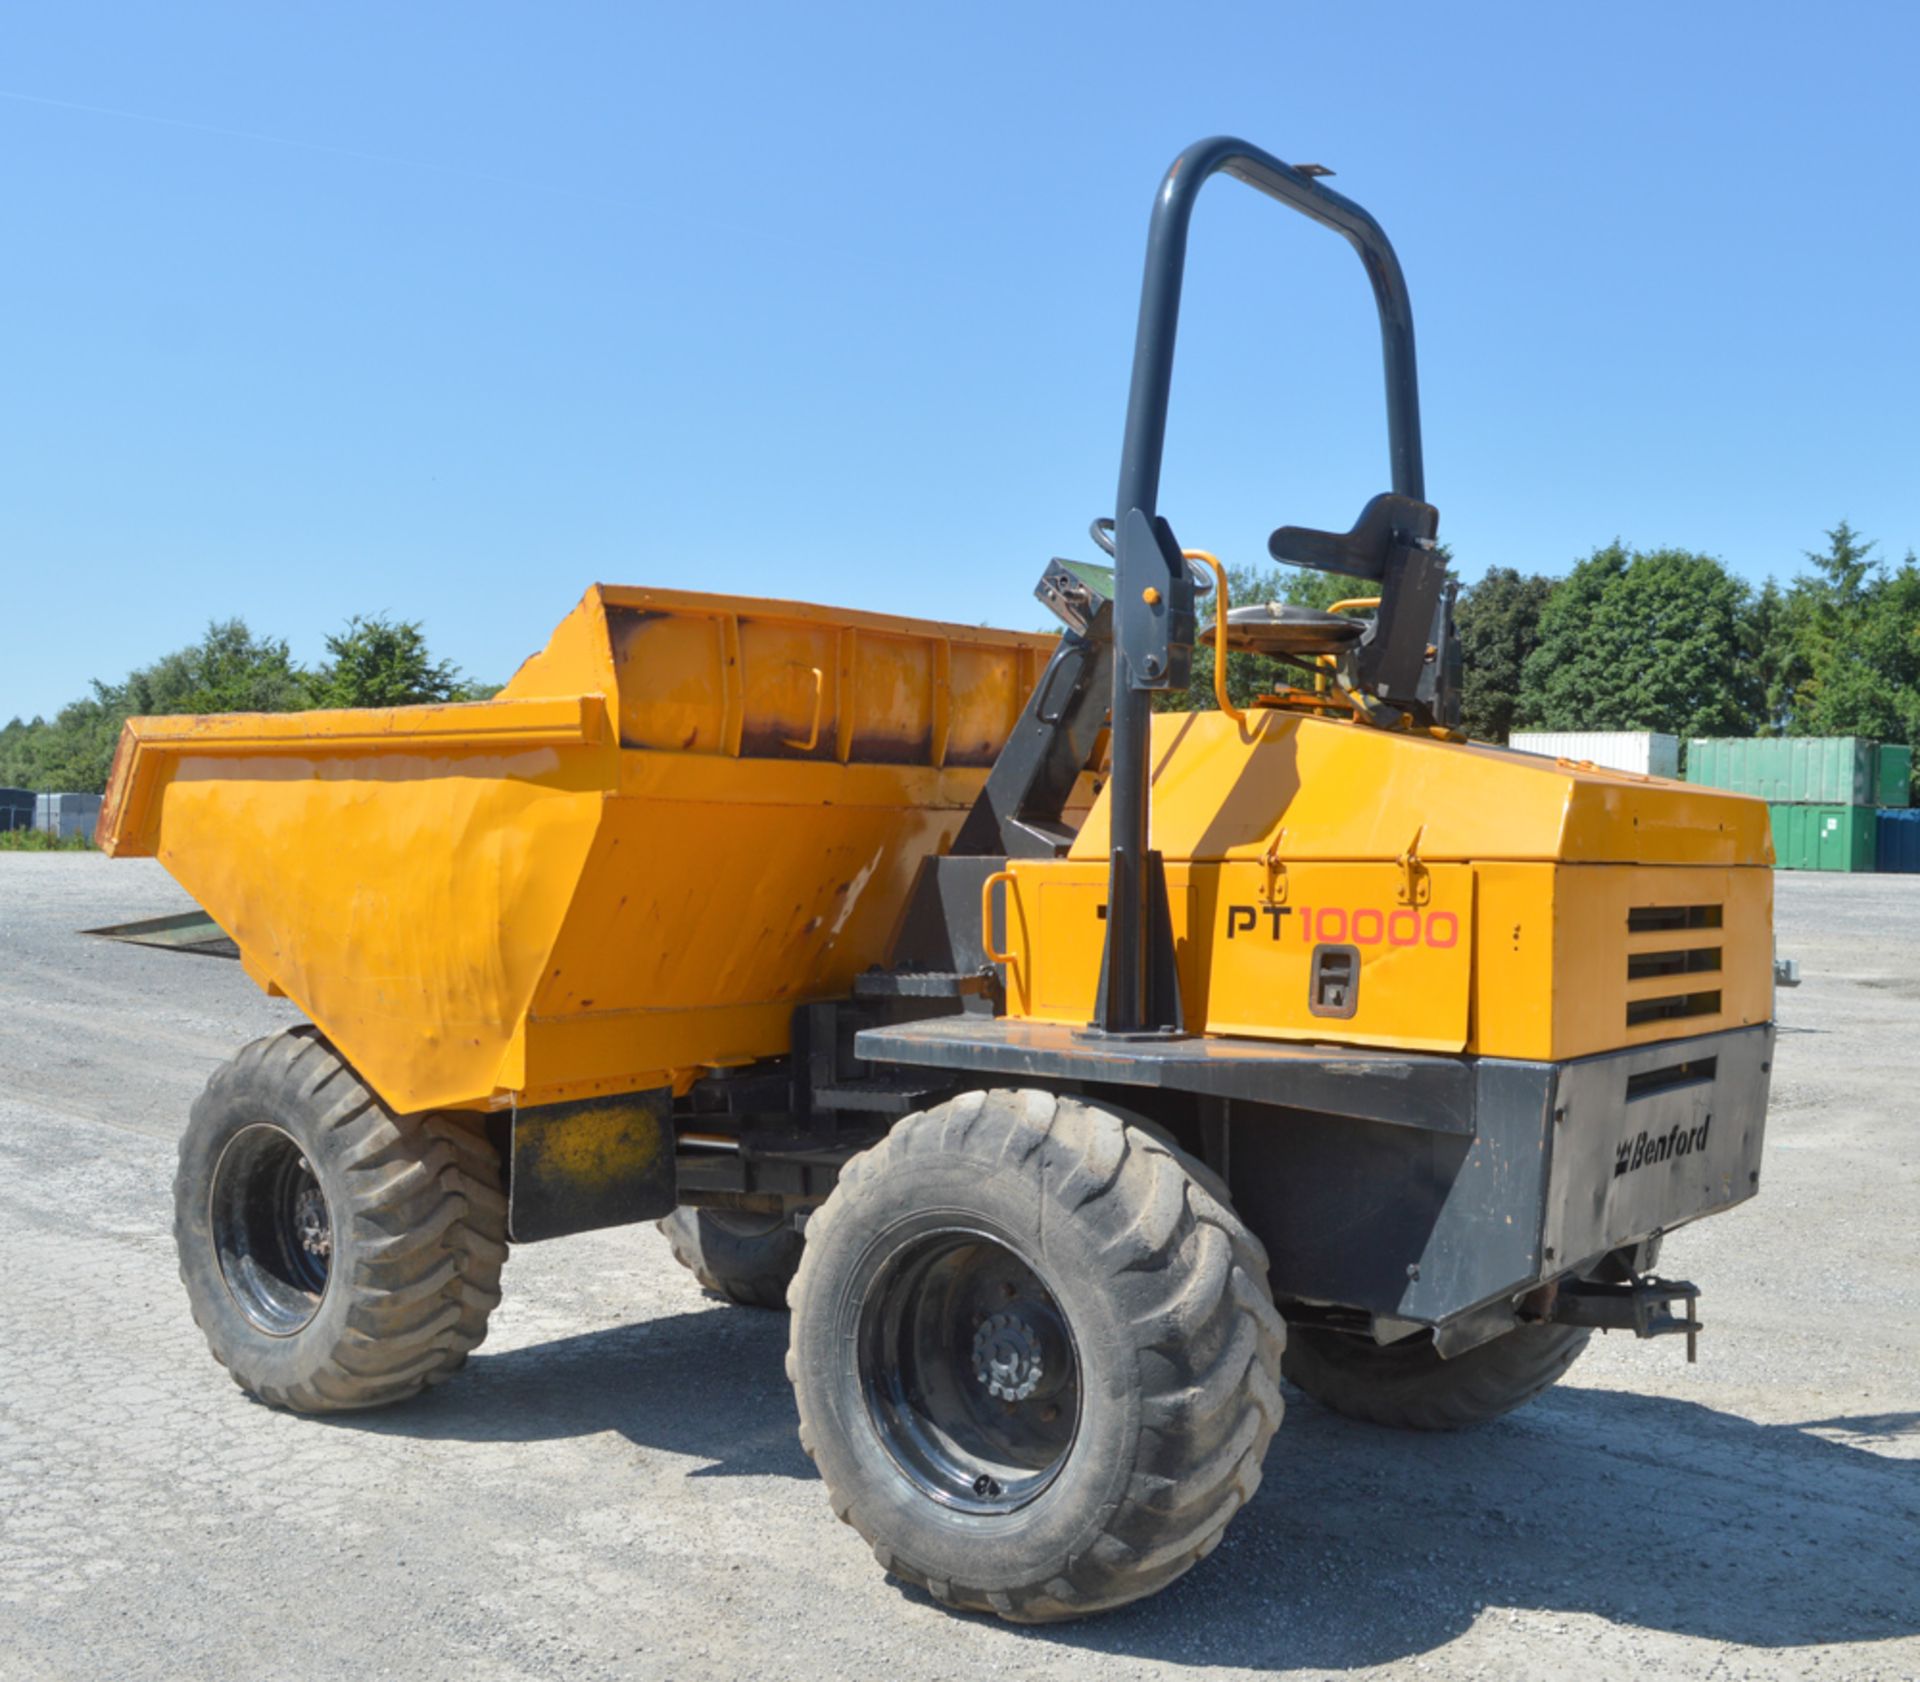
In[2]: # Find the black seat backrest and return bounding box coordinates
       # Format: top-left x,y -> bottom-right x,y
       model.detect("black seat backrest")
1269,492 -> 1439,580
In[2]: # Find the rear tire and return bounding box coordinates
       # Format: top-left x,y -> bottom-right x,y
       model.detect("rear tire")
175,1026 -> 508,1413
658,1206 -> 802,1309
1283,1321 -> 1589,1431
788,1088 -> 1285,1623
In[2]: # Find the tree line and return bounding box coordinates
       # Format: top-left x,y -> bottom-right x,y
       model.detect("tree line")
1167,521 -> 1919,793
8,524 -> 1914,797
0,615 -> 496,794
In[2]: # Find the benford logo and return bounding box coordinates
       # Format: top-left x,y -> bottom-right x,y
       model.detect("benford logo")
1615,1117 -> 1711,1178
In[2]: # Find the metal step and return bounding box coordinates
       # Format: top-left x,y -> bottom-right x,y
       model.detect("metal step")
851,968 -> 990,1001
811,1072 -> 951,1116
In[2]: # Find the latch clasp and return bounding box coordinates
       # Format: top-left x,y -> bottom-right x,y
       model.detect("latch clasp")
1395,823 -> 1429,906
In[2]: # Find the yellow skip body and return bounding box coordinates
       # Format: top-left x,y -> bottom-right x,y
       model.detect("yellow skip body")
100,585 -> 1079,1113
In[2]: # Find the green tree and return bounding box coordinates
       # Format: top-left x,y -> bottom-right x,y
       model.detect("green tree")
1517,543 -> 1763,740
1157,557 -> 1378,714
310,615 -> 465,709
1804,519 -> 1878,610
1767,521 -> 1876,730
0,620 -> 311,793
1280,567 -> 1373,613
1160,547 -> 1481,717
1747,578 -> 1807,734
1788,546 -> 1920,770
1769,523 -> 1919,748
0,614 -> 483,795
1454,567 -> 1556,741
1742,524 -> 1920,799
1159,561 -> 1282,714
0,700 -> 122,793
115,619 -> 309,717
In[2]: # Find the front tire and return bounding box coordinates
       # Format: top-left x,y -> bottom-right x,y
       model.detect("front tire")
787,1089 -> 1285,1622
1283,1321 -> 1590,1431
175,1026 -> 508,1413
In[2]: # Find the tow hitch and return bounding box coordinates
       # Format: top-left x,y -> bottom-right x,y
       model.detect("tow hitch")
1536,1274 -> 1704,1362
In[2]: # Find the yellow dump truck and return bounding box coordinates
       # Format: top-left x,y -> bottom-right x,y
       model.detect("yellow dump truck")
102,137 -> 1774,1623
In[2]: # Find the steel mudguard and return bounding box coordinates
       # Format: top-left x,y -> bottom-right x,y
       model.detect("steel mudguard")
1224,1025 -> 1772,1329
1541,1024 -> 1771,1272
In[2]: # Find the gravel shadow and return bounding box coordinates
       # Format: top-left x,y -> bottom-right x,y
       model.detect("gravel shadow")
322,1305 -> 813,1480
1017,1384 -> 1920,1668
333,1313 -> 1920,1666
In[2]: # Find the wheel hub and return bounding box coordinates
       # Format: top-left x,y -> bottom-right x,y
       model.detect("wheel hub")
294,1176 -> 332,1258
972,1310 -> 1044,1401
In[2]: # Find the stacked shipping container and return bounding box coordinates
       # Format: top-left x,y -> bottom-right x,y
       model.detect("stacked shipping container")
0,791 -> 104,844
1687,737 -> 1915,872
1504,731 -> 1680,777
33,792 -> 102,843
1878,745 -> 1914,809
1878,810 -> 1920,874
1769,805 -> 1877,872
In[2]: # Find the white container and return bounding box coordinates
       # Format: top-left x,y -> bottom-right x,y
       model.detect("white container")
1505,731 -> 1680,779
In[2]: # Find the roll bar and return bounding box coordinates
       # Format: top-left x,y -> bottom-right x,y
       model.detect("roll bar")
1099,137 -> 1426,1035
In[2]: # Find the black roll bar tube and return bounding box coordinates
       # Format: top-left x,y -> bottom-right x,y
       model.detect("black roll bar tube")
1099,136 -> 1426,1035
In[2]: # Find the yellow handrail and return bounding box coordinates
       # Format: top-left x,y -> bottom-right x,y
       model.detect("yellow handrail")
1182,550 -> 1246,725
980,869 -> 1019,971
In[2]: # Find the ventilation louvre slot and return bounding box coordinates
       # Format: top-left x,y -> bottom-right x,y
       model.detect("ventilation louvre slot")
1627,946 -> 1723,981
1626,990 -> 1722,1028
1628,903 -> 1723,934
1624,1056 -> 1718,1100
1624,903 -> 1726,1030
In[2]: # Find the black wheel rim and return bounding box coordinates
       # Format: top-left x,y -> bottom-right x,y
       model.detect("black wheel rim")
211,1123 -> 333,1336
858,1225 -> 1080,1516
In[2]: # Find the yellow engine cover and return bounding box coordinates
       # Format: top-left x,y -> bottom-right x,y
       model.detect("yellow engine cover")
1001,709 -> 1774,1061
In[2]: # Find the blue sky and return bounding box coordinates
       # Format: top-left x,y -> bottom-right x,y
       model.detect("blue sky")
4,2 -> 1916,718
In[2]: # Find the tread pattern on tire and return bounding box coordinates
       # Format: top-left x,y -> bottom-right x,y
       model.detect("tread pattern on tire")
178,1026 -> 508,1413
787,1087 -> 1286,1623
656,1207 -> 801,1310
1283,1320 -> 1590,1431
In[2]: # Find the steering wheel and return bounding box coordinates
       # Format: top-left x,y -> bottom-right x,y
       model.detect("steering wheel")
1088,518 -> 1216,595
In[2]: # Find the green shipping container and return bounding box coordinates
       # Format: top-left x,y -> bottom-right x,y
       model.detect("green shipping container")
1768,803 -> 1878,871
1690,737 -> 1876,805
1875,743 -> 1912,808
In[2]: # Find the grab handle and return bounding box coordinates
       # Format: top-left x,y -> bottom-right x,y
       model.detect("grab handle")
781,666 -> 825,753
980,869 -> 1019,971
1184,549 -> 1245,726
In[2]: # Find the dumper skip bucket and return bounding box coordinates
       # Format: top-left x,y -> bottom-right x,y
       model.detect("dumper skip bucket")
100,586 -> 1077,1114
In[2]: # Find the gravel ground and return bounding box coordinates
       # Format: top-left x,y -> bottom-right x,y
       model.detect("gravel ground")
1,853 -> 1916,1681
